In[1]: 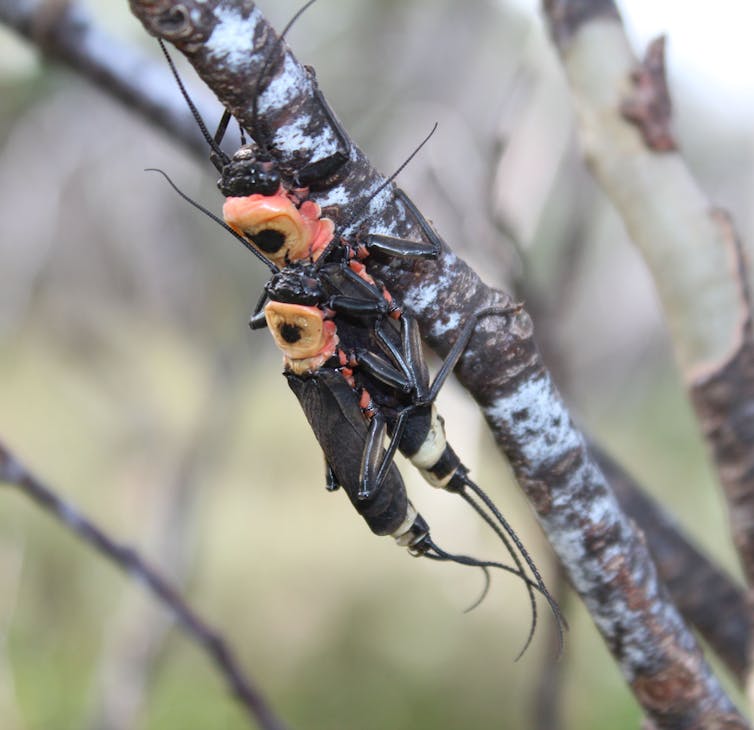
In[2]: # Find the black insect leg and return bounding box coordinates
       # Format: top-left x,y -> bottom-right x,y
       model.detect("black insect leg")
369,315 -> 427,398
293,80 -> 352,190
355,317 -> 429,499
248,288 -> 271,331
325,459 -> 340,491
426,305 -> 519,403
361,189 -> 442,260
359,407 -> 413,501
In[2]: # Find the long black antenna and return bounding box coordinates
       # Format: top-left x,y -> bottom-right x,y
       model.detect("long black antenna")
315,122 -> 439,268
460,488 -> 539,660
462,474 -> 566,655
352,122 -> 438,224
158,38 -> 230,168
146,168 -> 279,274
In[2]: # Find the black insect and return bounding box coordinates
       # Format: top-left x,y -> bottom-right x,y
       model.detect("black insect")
257,255 -> 565,654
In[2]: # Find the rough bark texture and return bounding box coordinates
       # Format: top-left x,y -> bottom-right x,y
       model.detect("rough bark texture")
621,35 -> 677,152
126,1 -> 748,726
597,446 -> 749,682
541,0 -> 754,683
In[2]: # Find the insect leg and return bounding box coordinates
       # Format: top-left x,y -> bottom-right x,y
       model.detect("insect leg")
361,189 -> 442,260
248,289 -> 271,330
426,304 -> 520,403
294,81 -> 352,189
324,458 -> 339,491
359,406 -> 412,501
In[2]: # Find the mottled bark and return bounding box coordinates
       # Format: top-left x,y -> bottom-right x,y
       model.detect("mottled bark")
126,1 -> 748,726
597,446 -> 749,682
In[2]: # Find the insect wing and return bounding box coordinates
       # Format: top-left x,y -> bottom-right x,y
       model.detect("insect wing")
285,369 -> 409,537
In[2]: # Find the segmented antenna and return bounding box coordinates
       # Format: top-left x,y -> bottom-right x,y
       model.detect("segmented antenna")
352,122 -> 439,226
459,486 -> 540,660
462,474 -> 567,657
158,38 -> 230,169
314,122 -> 439,267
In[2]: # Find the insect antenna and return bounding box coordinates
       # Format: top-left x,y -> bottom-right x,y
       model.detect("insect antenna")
146,168 -> 279,274
462,567 -> 491,614
312,122 -> 439,269
461,474 -> 567,656
349,122 -> 439,228
421,540 -> 546,597
158,38 -> 230,171
457,487 -> 539,659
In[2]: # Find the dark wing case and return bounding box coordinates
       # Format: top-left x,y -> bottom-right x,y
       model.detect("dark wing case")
285,369 -> 409,536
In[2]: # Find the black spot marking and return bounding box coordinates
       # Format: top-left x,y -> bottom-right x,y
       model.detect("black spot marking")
250,229 -> 285,253
280,323 -> 302,343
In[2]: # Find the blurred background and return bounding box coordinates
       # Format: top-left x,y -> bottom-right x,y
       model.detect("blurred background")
0,0 -> 751,727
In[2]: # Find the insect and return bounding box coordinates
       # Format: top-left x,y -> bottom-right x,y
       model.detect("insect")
256,254 -> 565,652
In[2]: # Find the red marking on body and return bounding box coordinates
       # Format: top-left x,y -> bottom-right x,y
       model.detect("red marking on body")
359,389 -> 377,418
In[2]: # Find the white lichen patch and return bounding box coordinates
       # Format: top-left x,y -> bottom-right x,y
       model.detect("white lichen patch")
485,376 -> 582,465
430,311 -> 460,338
258,53 -> 308,112
403,281 -> 441,315
206,6 -> 261,69
274,115 -> 337,159
316,185 -> 349,208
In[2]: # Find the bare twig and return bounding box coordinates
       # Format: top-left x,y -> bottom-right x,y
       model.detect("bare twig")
541,0 -> 754,610
87,348 -> 245,730
0,440 -> 289,730
126,2 -> 747,726
0,0 -> 214,158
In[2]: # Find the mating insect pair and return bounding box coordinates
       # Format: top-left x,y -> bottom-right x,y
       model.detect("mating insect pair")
154,3 -> 565,656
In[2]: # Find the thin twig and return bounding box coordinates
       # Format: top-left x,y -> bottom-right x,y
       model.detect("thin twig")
0,440 -> 289,730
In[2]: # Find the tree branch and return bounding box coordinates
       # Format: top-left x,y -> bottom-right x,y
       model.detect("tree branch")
541,0 -> 754,608
596,445 -> 749,682
0,440 -> 289,730
0,0 -> 214,158
126,2 -> 748,726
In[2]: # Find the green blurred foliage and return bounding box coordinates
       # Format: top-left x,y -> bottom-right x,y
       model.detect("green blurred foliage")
0,0 -> 751,728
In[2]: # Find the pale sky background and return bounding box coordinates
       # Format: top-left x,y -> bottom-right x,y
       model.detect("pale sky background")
3,1 -> 754,116
512,0 -> 754,115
